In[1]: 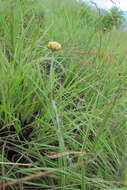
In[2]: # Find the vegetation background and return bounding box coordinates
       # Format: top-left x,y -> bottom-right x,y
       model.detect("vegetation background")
0,0 -> 127,189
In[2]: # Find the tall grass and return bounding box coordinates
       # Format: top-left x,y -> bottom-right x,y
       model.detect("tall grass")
0,0 -> 127,189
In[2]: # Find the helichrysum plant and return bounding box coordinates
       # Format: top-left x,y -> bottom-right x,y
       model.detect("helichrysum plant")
48,41 -> 62,51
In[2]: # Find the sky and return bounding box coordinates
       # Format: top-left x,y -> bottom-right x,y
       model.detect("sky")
85,0 -> 127,11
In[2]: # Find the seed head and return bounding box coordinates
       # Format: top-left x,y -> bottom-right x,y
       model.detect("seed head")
48,41 -> 62,51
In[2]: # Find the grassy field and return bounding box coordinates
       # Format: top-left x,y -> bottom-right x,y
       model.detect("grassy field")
0,0 -> 127,189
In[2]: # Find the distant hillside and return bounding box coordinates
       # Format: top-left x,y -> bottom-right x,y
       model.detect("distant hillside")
122,12 -> 127,29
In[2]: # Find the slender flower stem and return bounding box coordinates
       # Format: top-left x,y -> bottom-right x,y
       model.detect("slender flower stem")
50,51 -> 55,100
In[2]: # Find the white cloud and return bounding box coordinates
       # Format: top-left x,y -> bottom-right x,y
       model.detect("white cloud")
85,0 -> 127,11
118,0 -> 127,11
92,0 -> 113,9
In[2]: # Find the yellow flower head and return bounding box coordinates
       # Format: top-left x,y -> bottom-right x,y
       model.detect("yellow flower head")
48,41 -> 62,51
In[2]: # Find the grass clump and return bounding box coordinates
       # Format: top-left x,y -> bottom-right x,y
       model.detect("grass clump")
0,0 -> 127,189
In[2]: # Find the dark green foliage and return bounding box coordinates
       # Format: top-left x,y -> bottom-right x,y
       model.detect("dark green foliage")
99,7 -> 125,32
